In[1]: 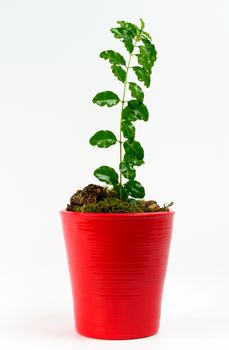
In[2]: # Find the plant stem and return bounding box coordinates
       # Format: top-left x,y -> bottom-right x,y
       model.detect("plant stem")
119,51 -> 134,186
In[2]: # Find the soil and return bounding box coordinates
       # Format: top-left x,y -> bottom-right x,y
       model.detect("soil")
66,184 -> 173,213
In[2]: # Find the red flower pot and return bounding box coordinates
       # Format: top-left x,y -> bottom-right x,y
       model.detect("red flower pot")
60,210 -> 174,340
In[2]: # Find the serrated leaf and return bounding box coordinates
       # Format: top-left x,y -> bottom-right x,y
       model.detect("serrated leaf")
141,39 -> 157,63
121,119 -> 135,142
141,31 -> 152,41
110,27 -> 128,39
94,166 -> 119,185
128,82 -> 144,102
111,65 -> 126,83
110,27 -> 134,53
123,38 -> 134,53
137,40 -> 157,75
138,45 -> 156,63
132,66 -> 151,87
100,50 -> 126,66
124,180 -> 145,199
128,100 -> 149,121
90,130 -> 117,148
142,37 -> 156,51
110,27 -> 133,42
137,53 -> 152,73
120,160 -> 136,180
111,28 -> 126,39
124,140 -> 144,161
117,21 -> 138,38
92,91 -> 120,107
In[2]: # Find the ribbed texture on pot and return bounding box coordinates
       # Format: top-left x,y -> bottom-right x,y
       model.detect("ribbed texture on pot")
60,211 -> 174,340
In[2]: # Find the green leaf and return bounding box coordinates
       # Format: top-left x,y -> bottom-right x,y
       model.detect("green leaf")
117,21 -> 138,37
137,43 -> 157,73
141,39 -> 157,63
110,27 -> 128,39
121,119 -> 135,142
119,160 -> 136,180
110,27 -> 134,53
92,91 -> 120,107
132,66 -> 151,87
137,43 -> 156,76
100,50 -> 126,66
137,53 -> 152,73
111,65 -> 126,83
128,82 -> 144,102
124,153 -> 144,166
124,140 -> 144,161
128,100 -> 149,121
122,100 -> 149,123
140,18 -> 145,30
89,130 -> 117,148
122,105 -> 137,122
123,39 -> 134,53
124,180 -> 145,199
94,166 -> 119,185
139,45 -> 156,63
141,31 -> 152,41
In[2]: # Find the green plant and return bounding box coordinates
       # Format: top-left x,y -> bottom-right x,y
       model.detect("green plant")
90,19 -> 157,200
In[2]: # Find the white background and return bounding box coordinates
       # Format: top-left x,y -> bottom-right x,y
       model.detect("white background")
0,0 -> 229,349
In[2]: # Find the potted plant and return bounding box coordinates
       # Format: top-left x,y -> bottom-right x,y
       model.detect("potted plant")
60,19 -> 174,340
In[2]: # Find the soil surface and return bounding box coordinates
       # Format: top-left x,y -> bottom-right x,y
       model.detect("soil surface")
66,184 -> 173,213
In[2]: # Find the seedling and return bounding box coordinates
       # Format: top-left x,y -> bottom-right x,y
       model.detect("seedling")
90,19 -> 157,200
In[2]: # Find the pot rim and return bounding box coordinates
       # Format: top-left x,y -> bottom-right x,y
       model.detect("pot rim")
60,210 -> 175,217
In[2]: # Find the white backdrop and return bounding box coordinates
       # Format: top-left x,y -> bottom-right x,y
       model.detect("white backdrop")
0,0 -> 229,349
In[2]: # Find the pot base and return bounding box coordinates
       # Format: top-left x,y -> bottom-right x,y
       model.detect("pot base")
76,326 -> 159,340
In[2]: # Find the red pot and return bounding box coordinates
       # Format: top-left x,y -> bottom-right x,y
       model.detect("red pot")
60,210 -> 174,340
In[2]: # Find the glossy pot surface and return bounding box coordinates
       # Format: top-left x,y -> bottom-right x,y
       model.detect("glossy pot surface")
60,211 -> 174,340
